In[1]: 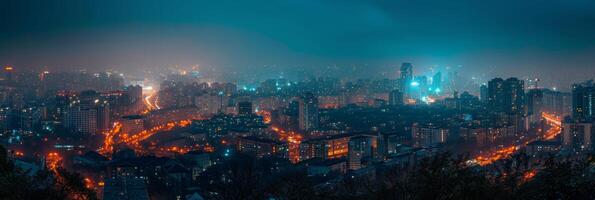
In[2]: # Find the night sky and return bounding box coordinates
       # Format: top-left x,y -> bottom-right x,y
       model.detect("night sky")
1,0 -> 595,88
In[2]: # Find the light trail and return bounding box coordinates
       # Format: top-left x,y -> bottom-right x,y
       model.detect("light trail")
142,93 -> 162,114
154,94 -> 161,109
144,94 -> 155,110
470,112 -> 562,166
142,91 -> 163,114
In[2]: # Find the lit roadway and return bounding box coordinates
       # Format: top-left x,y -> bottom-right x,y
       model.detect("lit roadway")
472,112 -> 562,166
99,119 -> 192,157
144,94 -> 155,110
46,152 -> 98,197
98,122 -> 122,156
270,126 -> 302,163
121,120 -> 191,149
143,93 -> 161,113
103,86 -> 212,156
100,91 -> 193,157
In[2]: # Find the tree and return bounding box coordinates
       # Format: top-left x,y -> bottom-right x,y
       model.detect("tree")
0,145 -> 96,200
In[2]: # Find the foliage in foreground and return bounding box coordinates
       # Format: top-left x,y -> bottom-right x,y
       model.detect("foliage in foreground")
0,145 -> 96,200
200,152 -> 594,200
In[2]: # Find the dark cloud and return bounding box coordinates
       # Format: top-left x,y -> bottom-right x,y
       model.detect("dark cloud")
1,0 -> 594,88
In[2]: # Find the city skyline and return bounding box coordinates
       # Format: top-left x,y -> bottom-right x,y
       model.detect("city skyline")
1,1 -> 594,200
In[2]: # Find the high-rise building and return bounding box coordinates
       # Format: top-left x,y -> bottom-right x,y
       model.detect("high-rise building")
97,103 -> 110,132
487,77 -> 525,114
194,93 -> 227,115
431,72 -> 442,93
400,63 -> 413,83
298,92 -> 319,132
18,106 -> 41,133
504,78 -> 525,114
480,84 -> 488,102
415,75 -> 428,98
237,101 -> 253,115
64,106 -> 98,134
348,136 -> 373,170
60,90 -> 112,134
487,78 -> 506,112
571,81 -> 595,122
121,115 -> 145,135
388,89 -> 403,106
79,90 -> 100,108
400,63 -> 413,96
543,89 -> 571,117
527,89 -> 544,124
562,120 -> 592,150
527,88 -> 572,124
124,85 -> 143,104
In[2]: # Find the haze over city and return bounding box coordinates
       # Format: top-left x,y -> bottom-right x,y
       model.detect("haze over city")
1,1 -> 594,200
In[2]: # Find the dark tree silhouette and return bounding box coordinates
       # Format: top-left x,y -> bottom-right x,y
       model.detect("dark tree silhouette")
0,145 -> 96,200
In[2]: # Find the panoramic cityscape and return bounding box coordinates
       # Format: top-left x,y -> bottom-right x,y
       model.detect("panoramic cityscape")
1,1 -> 594,200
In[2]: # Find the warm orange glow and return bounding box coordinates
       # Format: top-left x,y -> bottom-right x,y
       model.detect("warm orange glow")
143,94 -> 158,113
471,113 -> 561,166
46,152 -> 62,173
270,126 -> 302,163
542,112 -> 562,126
159,146 -> 192,154
154,94 -> 161,109
203,143 -> 215,153
541,112 -> 562,140
522,169 -> 537,182
14,151 -> 24,157
100,115 -> 197,156
270,126 -> 303,144
474,146 -> 519,166
99,122 -> 122,156
543,125 -> 561,140
83,177 -> 94,189
121,119 -> 192,152
256,110 -> 272,124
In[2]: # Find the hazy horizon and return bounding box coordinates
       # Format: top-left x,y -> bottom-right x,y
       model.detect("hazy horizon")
2,0 -> 595,89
